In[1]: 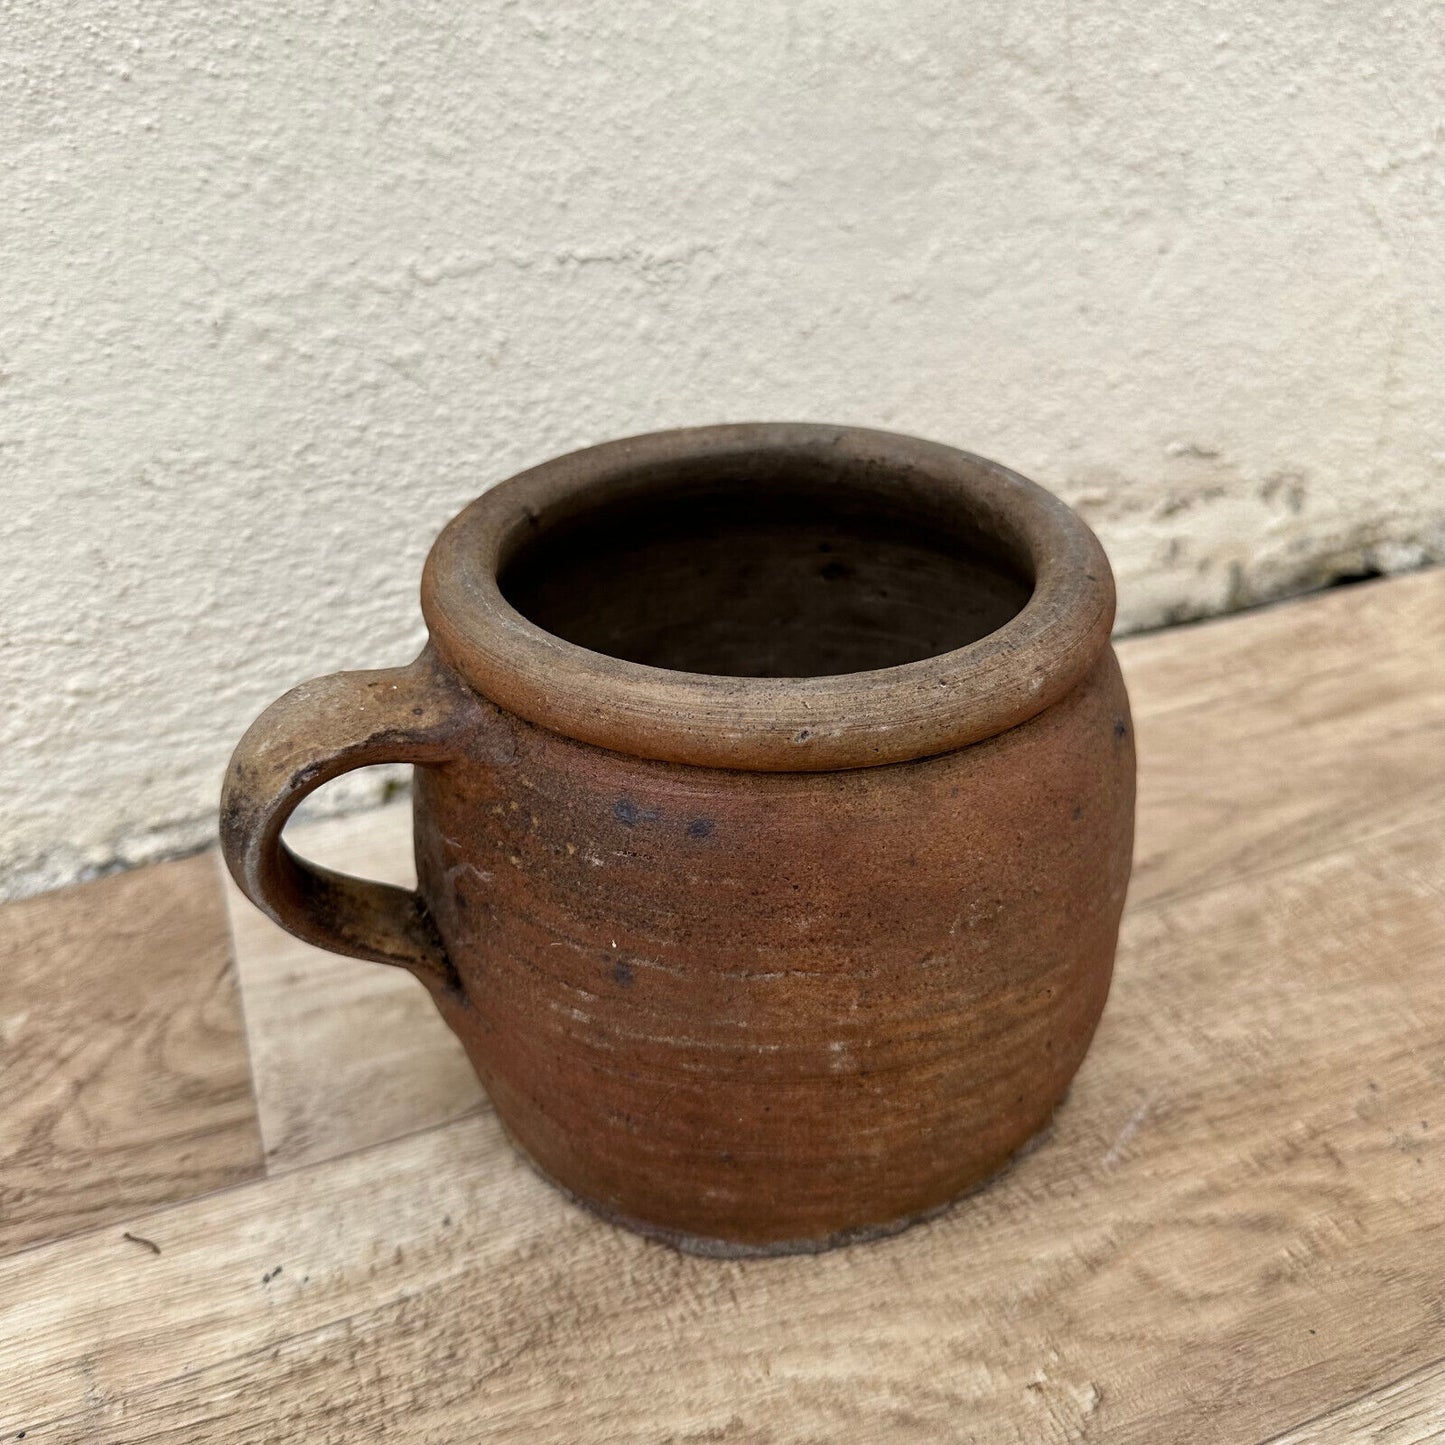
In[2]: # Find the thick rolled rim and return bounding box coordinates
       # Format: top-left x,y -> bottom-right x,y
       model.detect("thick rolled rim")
421,423 -> 1116,772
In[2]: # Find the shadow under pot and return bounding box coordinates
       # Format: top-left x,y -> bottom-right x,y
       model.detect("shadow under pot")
221,423 -> 1135,1256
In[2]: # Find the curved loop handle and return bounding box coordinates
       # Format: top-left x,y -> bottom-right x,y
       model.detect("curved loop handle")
220,650 -> 480,1001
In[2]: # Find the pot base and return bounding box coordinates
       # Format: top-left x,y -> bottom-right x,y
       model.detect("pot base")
517,1112 -> 1061,1259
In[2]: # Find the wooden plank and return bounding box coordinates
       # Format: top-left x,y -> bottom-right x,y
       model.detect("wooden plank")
1117,568 -> 1445,905
0,855 -> 263,1257
6,815 -> 1442,1444
1260,1357 -> 1445,1445
1120,568 -> 1445,723
219,805 -> 482,1173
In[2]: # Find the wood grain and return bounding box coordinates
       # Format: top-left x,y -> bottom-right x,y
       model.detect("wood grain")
1119,568 -> 1445,905
1261,1357 -> 1445,1445
6,810 -> 1442,1443
219,804 -> 482,1172
0,855 -> 263,1256
1120,567 -> 1444,723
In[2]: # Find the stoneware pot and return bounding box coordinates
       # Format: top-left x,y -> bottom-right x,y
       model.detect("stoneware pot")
221,423 -> 1135,1256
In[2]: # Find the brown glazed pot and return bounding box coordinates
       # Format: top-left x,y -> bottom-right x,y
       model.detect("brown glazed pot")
221,423 -> 1134,1256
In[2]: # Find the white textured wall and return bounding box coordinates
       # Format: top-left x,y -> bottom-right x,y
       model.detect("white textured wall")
3,2 -> 1442,897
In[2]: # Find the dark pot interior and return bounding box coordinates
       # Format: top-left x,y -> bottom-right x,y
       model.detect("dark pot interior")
498,465 -> 1034,679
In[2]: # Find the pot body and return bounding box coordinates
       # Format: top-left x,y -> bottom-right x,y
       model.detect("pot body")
220,423 -> 1135,1256
413,649 -> 1133,1252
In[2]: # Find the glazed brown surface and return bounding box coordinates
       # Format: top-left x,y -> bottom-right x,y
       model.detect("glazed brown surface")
414,651 -> 1133,1249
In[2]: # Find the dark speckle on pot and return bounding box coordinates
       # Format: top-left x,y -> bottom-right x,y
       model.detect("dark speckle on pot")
612,959 -> 635,987
687,817 -> 716,840
614,798 -> 660,827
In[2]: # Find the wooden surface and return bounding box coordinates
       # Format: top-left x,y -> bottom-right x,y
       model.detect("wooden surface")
1,568 -> 1442,1442
0,855 -> 263,1255
1262,1359 -> 1445,1445
221,806 -> 482,1173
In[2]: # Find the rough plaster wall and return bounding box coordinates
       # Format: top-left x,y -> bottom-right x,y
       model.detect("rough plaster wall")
2,1 -> 1442,897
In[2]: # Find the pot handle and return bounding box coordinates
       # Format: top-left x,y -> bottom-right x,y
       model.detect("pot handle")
219,650 -> 479,1002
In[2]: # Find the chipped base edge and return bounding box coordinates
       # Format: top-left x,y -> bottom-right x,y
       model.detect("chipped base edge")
509,1110 -> 1061,1260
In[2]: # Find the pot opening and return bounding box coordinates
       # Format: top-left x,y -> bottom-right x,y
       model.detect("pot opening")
497,462 -> 1034,679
